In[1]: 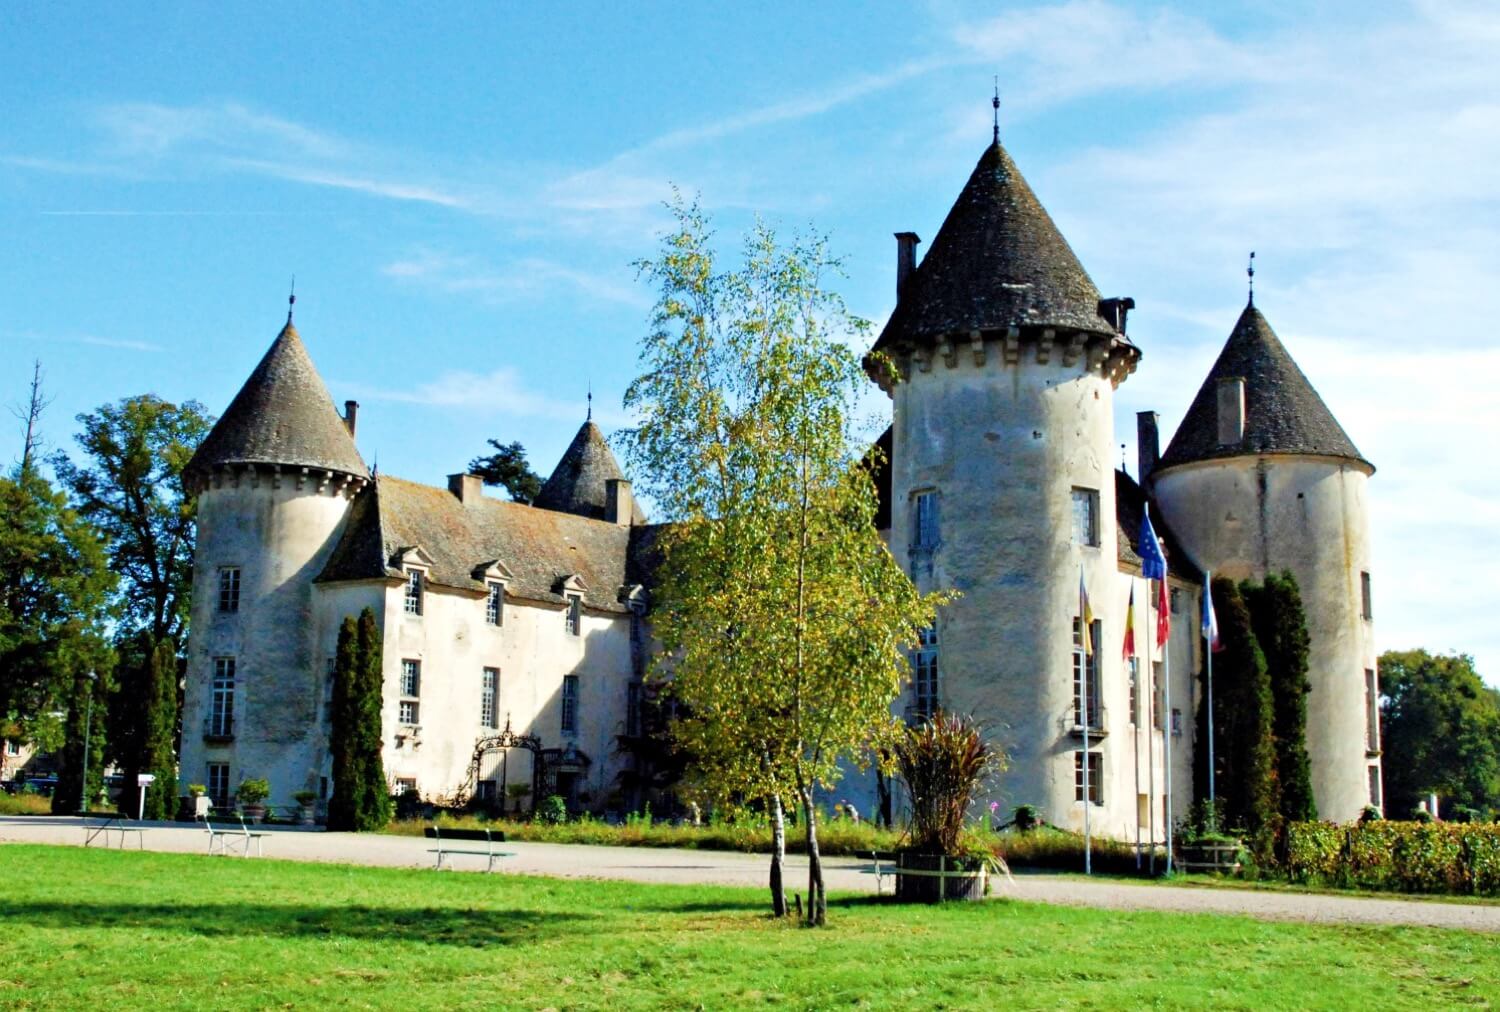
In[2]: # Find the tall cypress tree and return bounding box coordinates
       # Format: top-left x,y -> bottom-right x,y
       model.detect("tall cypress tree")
1246,571 -> 1317,823
1211,577 -> 1277,839
139,638 -> 179,819
326,616 -> 360,831
354,607 -> 392,830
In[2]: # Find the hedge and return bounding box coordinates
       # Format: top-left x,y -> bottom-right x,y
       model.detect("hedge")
1285,821 -> 1500,896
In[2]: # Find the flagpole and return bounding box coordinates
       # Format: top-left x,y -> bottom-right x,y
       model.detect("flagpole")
1205,572 -> 1216,826
1163,578 -> 1175,877
1145,575 -> 1156,876
1080,566 -> 1091,877
1130,591 -> 1141,872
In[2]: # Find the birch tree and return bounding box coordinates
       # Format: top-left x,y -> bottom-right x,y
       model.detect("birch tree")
624,200 -> 942,924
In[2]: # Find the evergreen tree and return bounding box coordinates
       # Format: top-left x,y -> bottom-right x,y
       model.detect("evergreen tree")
328,608 -> 391,831
326,616 -> 360,831
138,638 -> 179,819
1246,571 -> 1317,823
1211,577 -> 1277,839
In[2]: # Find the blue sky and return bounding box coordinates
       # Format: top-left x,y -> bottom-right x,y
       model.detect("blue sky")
3,2 -> 1497,682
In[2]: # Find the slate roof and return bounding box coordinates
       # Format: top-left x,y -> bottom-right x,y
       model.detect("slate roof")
532,420 -> 646,523
318,475 -> 642,613
873,140 -> 1116,354
1157,304 -> 1370,472
186,321 -> 368,481
1116,471 -> 1203,584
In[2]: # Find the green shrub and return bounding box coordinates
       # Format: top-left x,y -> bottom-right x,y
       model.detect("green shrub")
537,795 -> 568,825
235,778 -> 270,805
1284,820 -> 1500,896
0,792 -> 53,816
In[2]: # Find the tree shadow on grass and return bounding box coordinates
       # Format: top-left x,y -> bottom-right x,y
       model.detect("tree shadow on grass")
6,901 -> 597,947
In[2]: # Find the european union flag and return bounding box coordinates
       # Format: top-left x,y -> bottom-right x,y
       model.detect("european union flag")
1139,506 -> 1167,581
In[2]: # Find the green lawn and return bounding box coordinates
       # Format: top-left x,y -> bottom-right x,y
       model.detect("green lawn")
0,845 -> 1494,1010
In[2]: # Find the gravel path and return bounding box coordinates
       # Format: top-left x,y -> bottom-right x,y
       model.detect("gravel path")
5,815 -> 1497,933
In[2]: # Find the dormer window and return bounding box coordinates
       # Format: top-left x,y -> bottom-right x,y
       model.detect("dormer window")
486,581 -> 504,627
404,569 -> 424,616
565,594 -> 582,637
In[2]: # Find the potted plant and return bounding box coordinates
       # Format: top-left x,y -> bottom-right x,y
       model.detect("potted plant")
178,784 -> 211,821
236,778 -> 271,823
892,712 -> 1008,902
293,790 -> 318,825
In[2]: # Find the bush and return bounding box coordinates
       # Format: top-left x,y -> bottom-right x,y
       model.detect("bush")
0,792 -> 53,816
537,795 -> 568,825
236,778 -> 270,805
1284,820 -> 1500,896
1012,804 -> 1038,831
988,826 -> 1144,876
893,712 -> 1005,856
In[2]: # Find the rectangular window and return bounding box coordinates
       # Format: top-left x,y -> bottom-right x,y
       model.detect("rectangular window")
399,700 -> 420,725
218,567 -> 241,613
404,569 -> 424,616
209,657 -> 235,738
1152,661 -> 1164,730
486,582 -> 504,627
395,778 -> 417,796
1170,587 -> 1182,614
481,667 -> 499,729
1074,751 -> 1103,805
401,659 -> 420,697
1361,571 -> 1373,620
5,740 -> 19,756
1171,708 -> 1183,737
626,681 -> 643,737
912,490 -> 939,550
207,763 -> 230,808
911,623 -> 939,720
1128,658 -> 1139,727
565,594 -> 582,637
1071,618 -> 1102,729
477,780 -> 497,803
1365,668 -> 1380,753
1368,765 -> 1383,809
1071,488 -> 1099,547
561,675 -> 579,735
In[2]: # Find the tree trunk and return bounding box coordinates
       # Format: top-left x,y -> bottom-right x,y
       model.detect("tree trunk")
803,786 -> 826,926
770,794 -> 788,917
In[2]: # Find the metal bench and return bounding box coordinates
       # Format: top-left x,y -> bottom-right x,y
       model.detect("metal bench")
201,813 -> 270,857
424,825 -> 514,872
81,811 -> 148,850
858,850 -> 899,895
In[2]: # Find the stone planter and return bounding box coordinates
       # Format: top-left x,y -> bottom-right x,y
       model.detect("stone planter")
240,804 -> 266,824
176,794 -> 212,822
297,805 -> 316,825
893,852 -> 988,903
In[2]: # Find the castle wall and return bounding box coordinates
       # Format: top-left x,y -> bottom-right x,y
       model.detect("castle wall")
1152,455 -> 1379,821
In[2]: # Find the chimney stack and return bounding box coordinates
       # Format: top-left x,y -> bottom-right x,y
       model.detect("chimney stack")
605,478 -> 634,527
894,232 -> 921,297
1217,377 -> 1246,446
1136,411 -> 1159,483
343,400 -> 359,437
447,473 -> 483,505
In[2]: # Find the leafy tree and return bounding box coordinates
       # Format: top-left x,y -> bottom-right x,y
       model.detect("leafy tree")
1205,577 -> 1277,843
138,638 -> 179,818
468,439 -> 542,503
1245,571 -> 1317,822
329,608 -> 392,831
51,662 -> 112,813
1379,649 -> 1500,818
623,200 -> 941,924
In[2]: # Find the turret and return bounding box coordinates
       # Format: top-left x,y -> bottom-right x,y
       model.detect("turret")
180,317 -> 368,809
533,418 -> 645,524
1151,302 -> 1380,820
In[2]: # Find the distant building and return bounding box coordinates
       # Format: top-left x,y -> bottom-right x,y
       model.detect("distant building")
179,132 -> 1381,831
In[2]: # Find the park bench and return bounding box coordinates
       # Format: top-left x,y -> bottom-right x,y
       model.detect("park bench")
81,811 -> 149,850
424,825 -> 514,872
859,850 -> 899,895
200,813 -> 270,857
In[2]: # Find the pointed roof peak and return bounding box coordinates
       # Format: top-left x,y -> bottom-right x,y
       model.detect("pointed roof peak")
1157,303 -> 1371,472
532,417 -> 646,523
874,139 -> 1115,353
186,318 -> 368,482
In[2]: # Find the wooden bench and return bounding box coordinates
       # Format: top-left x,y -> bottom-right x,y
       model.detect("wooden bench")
81,811 -> 148,850
424,825 -> 514,872
201,813 -> 271,857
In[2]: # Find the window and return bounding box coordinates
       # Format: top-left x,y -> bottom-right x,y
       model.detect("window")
626,681 -> 643,737
404,569 -> 424,616
1365,669 -> 1380,753
1071,618 -> 1102,729
399,700 -> 420,725
1361,571 -> 1373,620
477,780 -> 497,804
1152,661 -> 1164,730
400,659 -> 420,725
218,567 -> 241,613
561,675 -> 579,735
911,624 -> 939,720
1171,708 -> 1183,737
395,778 -> 417,796
481,667 -> 499,729
1128,658 -> 1139,727
5,740 -> 19,757
1368,765 -> 1383,810
207,763 -> 230,808
486,582 -> 504,626
208,657 -> 235,738
1074,751 -> 1103,804
565,594 -> 582,637
1071,488 -> 1099,547
912,490 -> 939,551
1170,588 -> 1182,614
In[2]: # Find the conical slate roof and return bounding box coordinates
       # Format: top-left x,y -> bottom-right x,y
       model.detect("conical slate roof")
532,420 -> 645,523
873,140 -> 1114,353
186,320 -> 368,480
1157,303 -> 1371,472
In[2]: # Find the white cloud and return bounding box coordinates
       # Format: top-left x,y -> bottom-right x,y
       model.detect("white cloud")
381,249 -> 647,307
344,365 -> 629,427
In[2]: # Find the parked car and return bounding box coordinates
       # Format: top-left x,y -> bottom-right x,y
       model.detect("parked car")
19,776 -> 58,797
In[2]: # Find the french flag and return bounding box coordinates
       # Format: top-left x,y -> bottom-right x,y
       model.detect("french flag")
1202,572 -> 1223,653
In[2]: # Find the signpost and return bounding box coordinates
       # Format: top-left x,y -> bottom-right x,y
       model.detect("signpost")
136,773 -> 156,821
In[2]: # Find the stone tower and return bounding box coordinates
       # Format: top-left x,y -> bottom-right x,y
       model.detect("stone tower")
1149,302 -> 1380,821
179,318 -> 369,806
870,139 -> 1148,833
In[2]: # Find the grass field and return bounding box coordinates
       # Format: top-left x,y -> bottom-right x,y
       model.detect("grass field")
0,845 -> 1495,1010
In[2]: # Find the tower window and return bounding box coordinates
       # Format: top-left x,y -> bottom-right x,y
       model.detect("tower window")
208,658 -> 235,739
1071,488 -> 1099,547
486,582 -> 504,627
218,567 -> 241,613
1361,571 -> 1373,620
404,570 -> 424,616
1365,669 -> 1380,753
561,675 -> 580,735
911,624 -> 939,720
1128,658 -> 1139,727
1074,751 -> 1103,805
1072,618 -> 1102,729
1368,765 -> 1383,810
911,490 -> 940,551
565,594 -> 582,637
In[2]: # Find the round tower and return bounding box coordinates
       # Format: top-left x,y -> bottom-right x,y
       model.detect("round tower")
179,315 -> 369,809
870,139 -> 1142,833
1150,302 -> 1379,822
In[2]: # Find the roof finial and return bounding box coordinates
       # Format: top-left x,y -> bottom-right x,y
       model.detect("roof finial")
288,275 -> 296,324
992,78 -> 1001,144
586,381 -> 593,423
1247,252 -> 1255,307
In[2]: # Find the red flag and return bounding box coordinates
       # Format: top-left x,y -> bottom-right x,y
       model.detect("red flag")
1122,584 -> 1136,660
1156,578 -> 1171,649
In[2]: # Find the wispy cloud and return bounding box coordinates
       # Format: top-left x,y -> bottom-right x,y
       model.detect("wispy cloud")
382,249 -> 647,307
344,365 -> 628,427
4,330 -> 163,353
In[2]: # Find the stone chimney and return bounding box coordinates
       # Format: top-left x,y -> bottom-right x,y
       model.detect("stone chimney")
1098,297 -> 1135,335
895,232 -> 921,297
343,400 -> 359,437
1136,411 -> 1159,483
447,473 -> 483,505
1217,377 -> 1246,446
605,478 -> 634,527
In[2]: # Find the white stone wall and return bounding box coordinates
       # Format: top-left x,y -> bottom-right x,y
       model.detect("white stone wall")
1152,455 -> 1378,821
